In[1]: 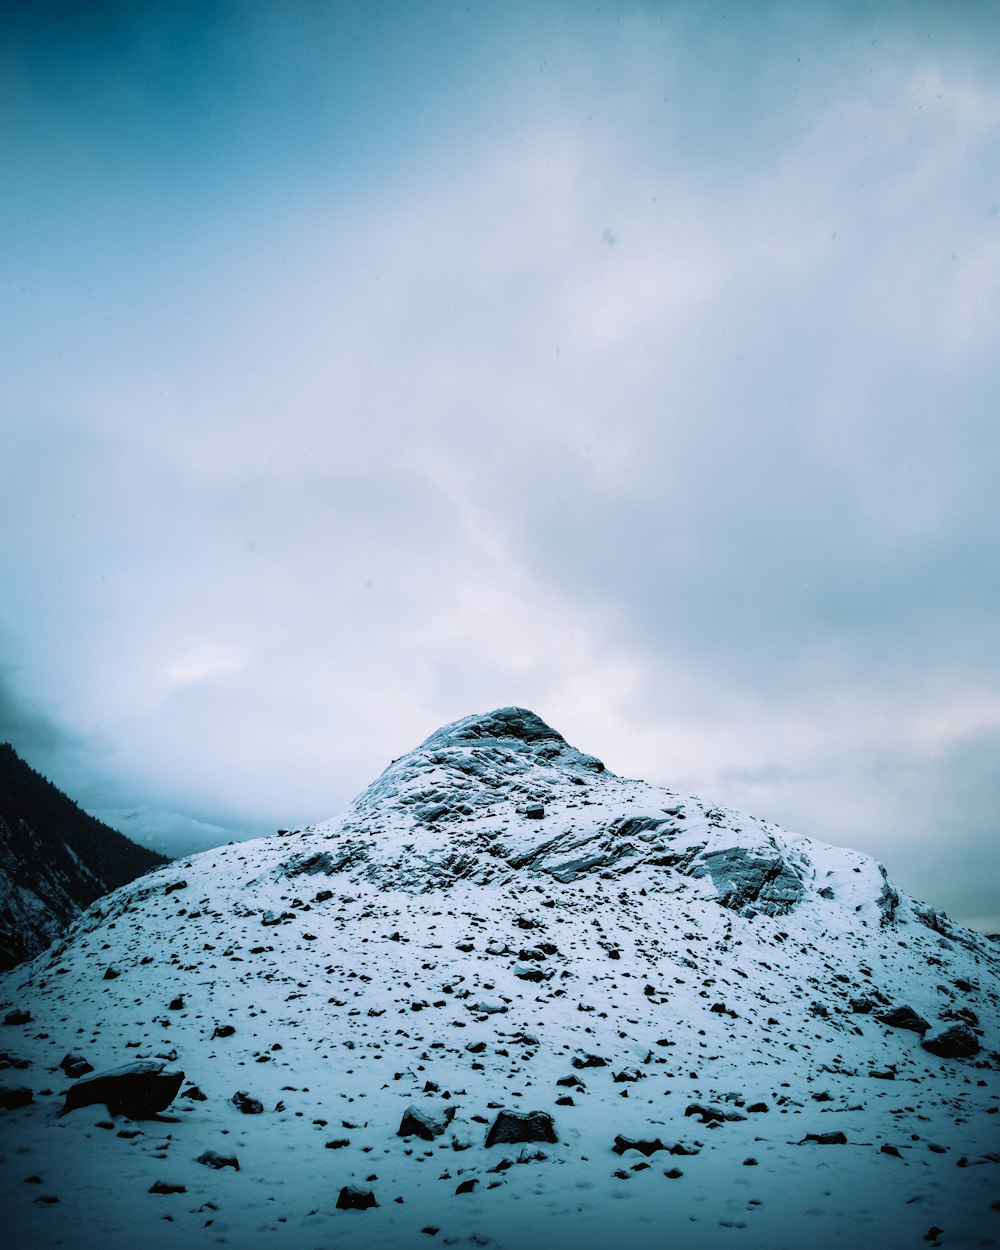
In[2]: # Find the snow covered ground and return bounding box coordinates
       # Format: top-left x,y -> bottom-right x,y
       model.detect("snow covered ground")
2,709 -> 997,1249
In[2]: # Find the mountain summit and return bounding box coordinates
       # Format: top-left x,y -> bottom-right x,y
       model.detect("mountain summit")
289,707 -> 892,921
1,710 -> 997,1250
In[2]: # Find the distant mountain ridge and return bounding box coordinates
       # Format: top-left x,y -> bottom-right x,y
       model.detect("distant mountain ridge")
0,743 -> 167,969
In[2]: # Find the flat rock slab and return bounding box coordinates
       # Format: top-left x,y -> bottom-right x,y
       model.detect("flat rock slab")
61,1061 -> 184,1119
485,1109 -> 557,1148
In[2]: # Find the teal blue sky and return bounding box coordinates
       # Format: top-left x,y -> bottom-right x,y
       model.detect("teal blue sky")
2,1 -> 999,928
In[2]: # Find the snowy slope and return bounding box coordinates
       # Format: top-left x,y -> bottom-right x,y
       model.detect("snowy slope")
1,708 -> 997,1250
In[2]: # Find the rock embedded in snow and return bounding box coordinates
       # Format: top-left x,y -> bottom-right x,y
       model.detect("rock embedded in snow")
60,1060 -> 183,1119
485,1109 -> 558,1148
336,1184 -> 377,1210
196,1150 -> 239,1171
877,1005 -> 931,1034
922,1023 -> 981,1059
58,1053 -> 93,1078
397,1103 -> 456,1140
612,1136 -> 667,1157
0,1084 -> 32,1110
230,1090 -> 263,1115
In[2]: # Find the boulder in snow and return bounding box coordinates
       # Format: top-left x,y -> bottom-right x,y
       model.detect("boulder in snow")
61,1061 -> 184,1119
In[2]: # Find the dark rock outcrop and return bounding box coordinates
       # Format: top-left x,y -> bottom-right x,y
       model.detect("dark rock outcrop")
61,1061 -> 184,1118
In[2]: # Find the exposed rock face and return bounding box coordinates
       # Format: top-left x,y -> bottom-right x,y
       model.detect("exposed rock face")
485,1110 -> 557,1148
278,708 -> 897,933
922,1024 -> 981,1059
61,1061 -> 184,1118
684,846 -> 805,916
0,744 -> 167,970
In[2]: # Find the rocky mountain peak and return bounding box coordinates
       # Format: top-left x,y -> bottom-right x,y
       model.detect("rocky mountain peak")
282,711 -> 903,929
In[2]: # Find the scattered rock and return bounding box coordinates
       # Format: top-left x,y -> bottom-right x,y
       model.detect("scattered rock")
685,1103 -> 746,1125
231,1090 -> 263,1115
196,1150 -> 239,1171
3,1009 -> 31,1026
799,1132 -> 848,1145
149,1180 -> 187,1194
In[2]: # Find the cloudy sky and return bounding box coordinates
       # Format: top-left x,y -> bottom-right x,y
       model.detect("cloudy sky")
2,1 -> 999,929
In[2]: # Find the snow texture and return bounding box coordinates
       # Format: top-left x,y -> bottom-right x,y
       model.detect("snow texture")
1,707 -> 998,1249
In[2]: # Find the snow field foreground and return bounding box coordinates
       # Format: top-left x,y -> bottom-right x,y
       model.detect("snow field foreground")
1,709 -> 998,1249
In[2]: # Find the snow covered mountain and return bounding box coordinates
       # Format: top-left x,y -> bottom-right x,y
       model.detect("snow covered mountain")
1,708 -> 997,1250
0,744 -> 167,970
